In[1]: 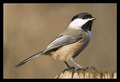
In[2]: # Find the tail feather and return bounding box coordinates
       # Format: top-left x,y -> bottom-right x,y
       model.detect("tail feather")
15,51 -> 43,68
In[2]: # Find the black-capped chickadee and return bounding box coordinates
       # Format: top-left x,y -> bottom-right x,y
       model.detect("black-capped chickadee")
15,12 -> 96,69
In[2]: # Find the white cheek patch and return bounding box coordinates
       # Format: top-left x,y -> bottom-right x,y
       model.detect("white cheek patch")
68,18 -> 90,29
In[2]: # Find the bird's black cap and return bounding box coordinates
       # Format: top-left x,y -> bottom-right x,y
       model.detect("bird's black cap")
71,12 -> 93,21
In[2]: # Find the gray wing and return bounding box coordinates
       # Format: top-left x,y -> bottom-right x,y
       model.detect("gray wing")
43,34 -> 83,53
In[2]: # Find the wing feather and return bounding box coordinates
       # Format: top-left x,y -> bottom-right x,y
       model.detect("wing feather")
43,34 -> 83,53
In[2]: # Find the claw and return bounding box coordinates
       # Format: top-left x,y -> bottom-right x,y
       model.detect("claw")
63,66 -> 75,71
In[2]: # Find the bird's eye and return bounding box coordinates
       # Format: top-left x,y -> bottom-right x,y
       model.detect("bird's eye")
82,17 -> 85,19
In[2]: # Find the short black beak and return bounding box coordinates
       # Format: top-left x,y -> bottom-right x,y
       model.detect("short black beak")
92,18 -> 96,20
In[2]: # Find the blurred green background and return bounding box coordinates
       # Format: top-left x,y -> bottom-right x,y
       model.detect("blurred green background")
4,3 -> 116,78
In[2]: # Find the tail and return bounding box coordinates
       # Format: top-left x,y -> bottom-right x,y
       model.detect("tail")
15,51 -> 43,68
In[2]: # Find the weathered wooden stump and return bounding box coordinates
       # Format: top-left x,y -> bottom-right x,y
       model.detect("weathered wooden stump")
55,66 -> 116,79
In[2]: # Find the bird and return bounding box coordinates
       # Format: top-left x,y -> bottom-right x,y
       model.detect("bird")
15,12 -> 96,69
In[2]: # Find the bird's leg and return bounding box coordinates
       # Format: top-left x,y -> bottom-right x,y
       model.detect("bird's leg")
70,58 -> 84,69
64,61 -> 75,71
64,61 -> 70,67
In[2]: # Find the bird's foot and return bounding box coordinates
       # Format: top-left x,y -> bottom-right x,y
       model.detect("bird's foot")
63,66 -> 75,71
